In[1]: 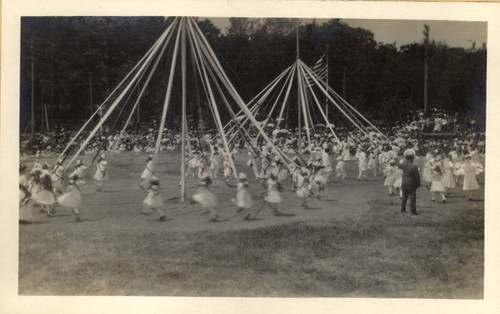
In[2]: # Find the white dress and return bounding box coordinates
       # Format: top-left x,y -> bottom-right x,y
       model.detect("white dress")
19,175 -> 33,221
193,187 -> 217,208
462,162 -> 480,191
430,170 -> 446,193
383,166 -> 397,186
264,179 -> 282,203
232,182 -> 253,208
35,187 -> 57,205
392,168 -> 403,188
93,160 -> 108,182
296,175 -> 309,198
422,154 -> 434,182
143,188 -> 164,208
141,160 -> 154,179
441,159 -> 456,189
358,152 -> 368,172
58,183 -> 82,209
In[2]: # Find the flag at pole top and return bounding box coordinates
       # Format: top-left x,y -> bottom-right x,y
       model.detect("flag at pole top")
306,53 -> 327,85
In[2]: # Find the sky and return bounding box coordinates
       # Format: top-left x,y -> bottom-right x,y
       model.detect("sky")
209,17 -> 487,49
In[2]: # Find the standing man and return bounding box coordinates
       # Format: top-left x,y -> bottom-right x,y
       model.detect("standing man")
398,150 -> 421,215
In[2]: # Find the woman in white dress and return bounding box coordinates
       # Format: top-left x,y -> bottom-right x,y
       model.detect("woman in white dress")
93,156 -> 108,192
58,174 -> 84,221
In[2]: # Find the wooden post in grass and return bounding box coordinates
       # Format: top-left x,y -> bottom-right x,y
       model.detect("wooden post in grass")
180,17 -> 187,202
296,20 -> 302,154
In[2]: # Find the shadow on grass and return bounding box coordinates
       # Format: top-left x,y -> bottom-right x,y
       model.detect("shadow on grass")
48,213 -> 73,218
303,207 -> 322,210
19,221 -> 50,225
246,217 -> 265,221
468,199 -> 483,202
277,213 -> 296,217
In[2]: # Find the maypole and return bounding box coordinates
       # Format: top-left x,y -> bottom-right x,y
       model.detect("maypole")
180,17 -> 187,201
296,20 -> 302,153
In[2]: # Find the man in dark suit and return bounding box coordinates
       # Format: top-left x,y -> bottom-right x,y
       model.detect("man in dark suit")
398,150 -> 421,215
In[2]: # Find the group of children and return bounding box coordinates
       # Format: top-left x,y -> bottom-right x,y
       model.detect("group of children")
19,154 -> 109,223
20,138 -> 485,224
379,147 -> 483,203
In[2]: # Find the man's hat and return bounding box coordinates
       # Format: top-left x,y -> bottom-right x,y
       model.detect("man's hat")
404,149 -> 415,158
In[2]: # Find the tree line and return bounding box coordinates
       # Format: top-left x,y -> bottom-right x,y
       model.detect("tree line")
20,17 -> 486,132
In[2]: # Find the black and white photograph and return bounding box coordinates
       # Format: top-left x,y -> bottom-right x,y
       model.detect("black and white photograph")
2,0 -> 500,313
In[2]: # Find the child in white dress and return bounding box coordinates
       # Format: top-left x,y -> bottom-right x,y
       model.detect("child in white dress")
430,164 -> 447,203
263,173 -> 282,216
93,155 -> 108,192
69,160 -> 87,184
141,176 -> 166,221
139,155 -> 154,189
58,174 -> 83,221
296,169 -> 310,209
441,155 -> 456,193
383,160 -> 398,196
36,172 -> 58,216
357,148 -> 368,181
367,149 -> 378,177
393,167 -> 403,199
193,176 -> 219,222
422,151 -> 435,188
19,164 -> 33,223
461,155 -> 480,200
228,173 -> 254,220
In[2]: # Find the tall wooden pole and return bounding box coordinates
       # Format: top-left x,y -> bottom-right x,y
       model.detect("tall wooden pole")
342,67 -> 346,99
89,72 -> 93,119
41,81 -> 45,132
325,45 -> 329,119
31,39 -> 35,137
423,24 -> 429,114
180,17 -> 187,201
136,87 -> 140,125
50,20 -> 54,131
296,20 -> 302,153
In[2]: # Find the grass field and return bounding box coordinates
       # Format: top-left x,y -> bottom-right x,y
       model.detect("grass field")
19,151 -> 484,297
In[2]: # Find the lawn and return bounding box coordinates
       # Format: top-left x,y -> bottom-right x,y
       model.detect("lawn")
18,151 -> 484,298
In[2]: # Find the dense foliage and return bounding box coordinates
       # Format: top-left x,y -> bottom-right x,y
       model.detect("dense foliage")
20,17 -> 486,132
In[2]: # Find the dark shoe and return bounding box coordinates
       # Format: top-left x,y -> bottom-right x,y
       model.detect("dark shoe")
272,211 -> 281,216
400,209 -> 406,213
75,214 -> 80,222
244,214 -> 251,221
158,215 -> 166,221
443,199 -> 446,204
